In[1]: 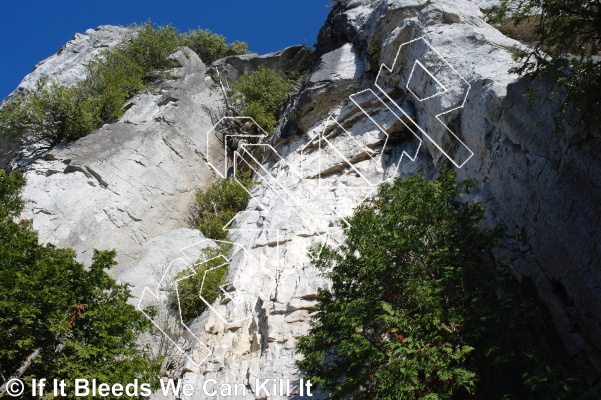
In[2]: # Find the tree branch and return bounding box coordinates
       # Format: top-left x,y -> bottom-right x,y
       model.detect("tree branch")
0,348 -> 41,395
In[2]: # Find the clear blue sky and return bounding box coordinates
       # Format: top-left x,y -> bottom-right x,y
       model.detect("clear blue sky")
0,0 -> 331,101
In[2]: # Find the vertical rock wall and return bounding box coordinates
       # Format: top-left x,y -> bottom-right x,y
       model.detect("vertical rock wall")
175,0 -> 600,397
3,1 -> 599,398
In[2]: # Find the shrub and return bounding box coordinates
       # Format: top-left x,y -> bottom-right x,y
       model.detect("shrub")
182,28 -> 248,64
169,244 -> 230,321
296,171 -> 593,399
230,66 -> 299,133
194,172 -> 256,240
0,80 -> 100,145
123,23 -> 181,80
82,50 -> 144,123
0,23 -> 249,146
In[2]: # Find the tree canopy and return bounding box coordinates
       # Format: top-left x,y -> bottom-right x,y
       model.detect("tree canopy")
490,0 -> 601,117
296,172 -> 595,399
0,170 -> 160,399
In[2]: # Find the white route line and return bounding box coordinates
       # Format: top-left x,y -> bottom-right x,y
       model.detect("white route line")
139,35 -> 478,368
374,37 -> 474,168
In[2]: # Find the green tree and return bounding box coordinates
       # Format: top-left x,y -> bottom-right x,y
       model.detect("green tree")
193,172 -> 256,240
297,172 -> 502,399
0,170 -> 160,399
490,0 -> 601,116
230,66 -> 299,133
296,172 -> 596,399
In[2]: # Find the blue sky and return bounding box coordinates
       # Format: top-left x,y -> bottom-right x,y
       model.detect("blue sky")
0,0 -> 331,101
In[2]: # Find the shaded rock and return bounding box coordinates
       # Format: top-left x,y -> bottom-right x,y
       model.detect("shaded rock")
211,45 -> 313,84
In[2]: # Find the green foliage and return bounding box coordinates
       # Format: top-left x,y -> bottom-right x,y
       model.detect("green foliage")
297,172 -> 501,399
489,0 -> 601,117
83,49 -> 145,123
297,172 -> 591,399
194,172 -> 256,240
230,66 -> 299,133
0,80 -> 100,145
0,22 -> 248,145
169,244 -> 231,321
181,28 -> 248,64
0,170 -> 160,398
367,41 -> 382,71
123,23 -> 181,79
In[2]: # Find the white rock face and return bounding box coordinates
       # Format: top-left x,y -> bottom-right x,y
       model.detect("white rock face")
19,47 -> 224,276
212,45 -> 313,84
118,227 -> 209,302
171,0 -> 601,396
10,25 -> 130,96
6,0 -> 601,397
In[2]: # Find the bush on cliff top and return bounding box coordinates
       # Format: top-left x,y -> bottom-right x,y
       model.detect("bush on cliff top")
0,23 -> 248,146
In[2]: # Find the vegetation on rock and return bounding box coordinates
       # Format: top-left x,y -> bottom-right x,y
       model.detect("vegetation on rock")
183,171 -> 258,320
0,23 -> 248,146
0,170 -> 160,398
230,66 -> 300,134
489,0 -> 601,118
168,244 -> 231,321
193,171 -> 256,241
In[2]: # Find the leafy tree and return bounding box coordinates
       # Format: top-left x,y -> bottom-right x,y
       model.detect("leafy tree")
489,0 -> 601,117
0,170 -> 160,399
296,172 -> 593,399
193,172 -> 256,240
230,66 -> 300,133
169,245 -> 231,321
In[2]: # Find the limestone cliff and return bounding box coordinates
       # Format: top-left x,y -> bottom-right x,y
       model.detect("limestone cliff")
2,1 -> 600,398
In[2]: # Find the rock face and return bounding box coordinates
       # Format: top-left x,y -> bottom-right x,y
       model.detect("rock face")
212,45 -> 313,84
10,25 -> 130,97
173,0 -> 601,396
18,47 -> 224,276
0,25 -> 131,169
4,0 -> 601,398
